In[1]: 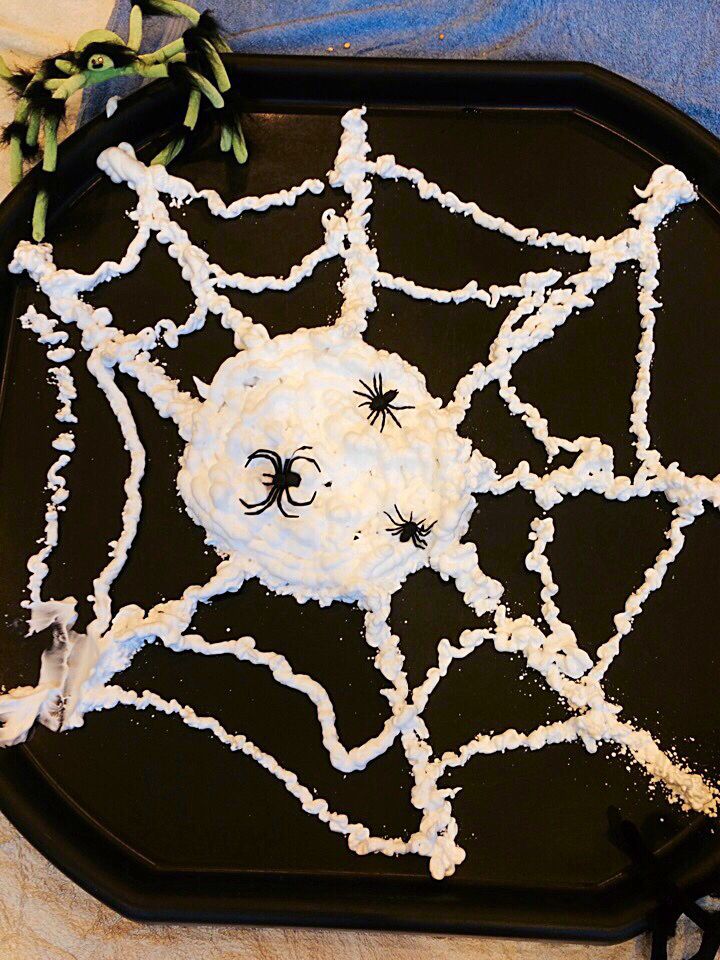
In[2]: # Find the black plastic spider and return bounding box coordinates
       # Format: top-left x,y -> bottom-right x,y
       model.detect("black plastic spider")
240,446 -> 320,518
384,505 -> 436,549
354,373 -> 413,432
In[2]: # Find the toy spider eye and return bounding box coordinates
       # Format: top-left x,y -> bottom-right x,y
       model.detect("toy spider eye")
87,53 -> 114,72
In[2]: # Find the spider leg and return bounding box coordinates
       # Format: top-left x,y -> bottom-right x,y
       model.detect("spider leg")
196,36 -> 231,95
353,389 -> 374,402
358,379 -> 375,397
180,66 -> 225,109
183,88 -> 201,132
369,410 -> 380,426
144,0 -> 201,27
378,372 -> 384,394
32,111 -> 59,242
231,126 -> 248,165
9,130 -> 23,186
392,505 -> 408,524
53,60 -> 78,77
241,479 -> 278,505
285,454 -> 320,506
139,37 -> 186,67
151,134 -> 186,167
128,4 -> 143,51
277,493 -> 299,519
25,108 -> 41,152
151,88 -> 199,169
388,402 -> 414,411
287,455 -> 320,472
7,98 -> 29,187
372,373 -> 379,394
387,408 -> 402,429
219,123 -> 233,152
241,486 -> 279,514
246,449 -> 282,469
357,401 -> 372,409
286,489 -> 317,508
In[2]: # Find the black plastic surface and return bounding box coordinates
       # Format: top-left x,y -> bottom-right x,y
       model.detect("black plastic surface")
0,57 -> 719,940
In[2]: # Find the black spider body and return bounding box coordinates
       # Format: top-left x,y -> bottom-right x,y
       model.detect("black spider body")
384,506 -> 436,549
241,446 -> 320,518
354,373 -> 413,432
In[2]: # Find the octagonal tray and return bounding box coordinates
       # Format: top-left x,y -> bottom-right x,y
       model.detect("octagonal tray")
0,56 -> 719,941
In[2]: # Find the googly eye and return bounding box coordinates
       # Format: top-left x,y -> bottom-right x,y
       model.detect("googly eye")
87,53 -> 114,72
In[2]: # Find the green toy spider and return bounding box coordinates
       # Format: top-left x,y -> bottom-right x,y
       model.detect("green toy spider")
0,0 -> 246,241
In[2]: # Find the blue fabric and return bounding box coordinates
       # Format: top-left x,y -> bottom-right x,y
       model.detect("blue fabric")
83,0 -> 720,136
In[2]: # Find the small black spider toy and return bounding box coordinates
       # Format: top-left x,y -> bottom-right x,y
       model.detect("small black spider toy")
241,446 -> 320,518
384,506 -> 436,549
354,373 -> 413,432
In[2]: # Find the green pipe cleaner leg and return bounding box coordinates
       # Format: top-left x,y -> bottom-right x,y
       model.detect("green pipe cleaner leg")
54,59 -> 78,76
184,89 -> 201,130
25,108 -> 41,150
185,68 -> 224,108
128,5 -> 143,51
136,61 -> 178,80
43,114 -> 59,171
9,100 -> 30,187
220,124 -> 232,153
146,0 -> 200,25
199,39 -> 231,93
140,37 -> 185,65
9,136 -> 23,186
32,114 -> 59,242
32,190 -> 49,243
49,71 -> 87,100
9,140 -> 23,186
231,126 -> 247,165
151,135 -> 186,166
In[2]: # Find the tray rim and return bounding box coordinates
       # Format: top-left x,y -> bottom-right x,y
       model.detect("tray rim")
0,54 -> 718,941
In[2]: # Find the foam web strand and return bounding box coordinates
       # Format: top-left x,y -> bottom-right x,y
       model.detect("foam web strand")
18,306 -> 78,638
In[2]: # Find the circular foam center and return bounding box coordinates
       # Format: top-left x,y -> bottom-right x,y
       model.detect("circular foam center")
178,326 -> 476,604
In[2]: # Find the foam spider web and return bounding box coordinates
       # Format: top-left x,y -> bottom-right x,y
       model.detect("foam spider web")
1,106 -> 718,881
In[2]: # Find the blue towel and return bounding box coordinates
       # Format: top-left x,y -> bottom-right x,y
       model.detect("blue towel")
83,0 -> 720,136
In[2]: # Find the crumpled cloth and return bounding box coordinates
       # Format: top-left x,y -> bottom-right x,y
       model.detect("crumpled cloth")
0,802 -> 717,959
84,0 -> 720,136
2,1 -> 720,957
0,808 -> 717,959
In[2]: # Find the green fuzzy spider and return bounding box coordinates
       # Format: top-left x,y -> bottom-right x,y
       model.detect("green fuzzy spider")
0,0 -> 246,241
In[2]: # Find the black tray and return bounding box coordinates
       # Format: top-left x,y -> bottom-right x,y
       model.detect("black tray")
0,56 -> 719,942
